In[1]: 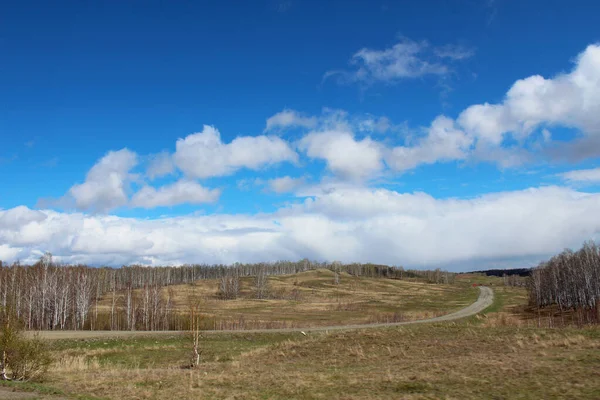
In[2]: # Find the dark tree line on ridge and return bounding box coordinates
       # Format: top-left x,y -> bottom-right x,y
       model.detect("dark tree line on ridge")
529,241 -> 600,324
465,268 -> 531,278
0,255 -> 455,331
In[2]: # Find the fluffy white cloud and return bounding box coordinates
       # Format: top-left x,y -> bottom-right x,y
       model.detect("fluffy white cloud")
299,130 -> 384,180
258,44 -> 600,177
323,43 -> 599,170
267,176 -> 305,193
131,180 -> 221,208
2,186 -> 599,270
318,43 -> 600,172
558,167 -> 600,184
0,206 -> 47,229
386,116 -> 473,171
146,151 -> 175,179
458,44 -> 600,146
68,149 -> 138,213
265,109 -> 317,131
174,125 -> 298,179
0,245 -> 22,262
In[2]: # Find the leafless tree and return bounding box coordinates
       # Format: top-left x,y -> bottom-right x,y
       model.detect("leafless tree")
254,264 -> 270,299
0,255 -> 456,331
188,296 -> 202,367
218,268 -> 240,300
528,241 -> 600,325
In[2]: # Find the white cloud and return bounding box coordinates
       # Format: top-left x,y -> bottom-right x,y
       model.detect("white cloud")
174,125 -> 298,179
326,37 -> 473,85
265,109 -> 317,131
0,206 -> 47,229
458,44 -> 600,148
558,167 -> 600,184
299,130 -> 384,181
0,244 -> 21,262
2,186 -> 600,270
267,176 -> 305,193
131,180 -> 221,208
289,186 -> 600,267
470,143 -> 532,169
386,116 -> 473,171
146,151 -> 175,179
68,149 -> 138,213
374,43 -> 600,170
349,38 -> 447,82
457,103 -> 514,145
268,42 -> 600,175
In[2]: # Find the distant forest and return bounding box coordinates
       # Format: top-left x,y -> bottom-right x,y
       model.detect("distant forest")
0,256 -> 455,331
529,241 -> 600,325
465,268 -> 531,277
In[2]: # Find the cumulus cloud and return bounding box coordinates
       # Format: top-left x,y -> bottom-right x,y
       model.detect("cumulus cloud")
458,44 -> 600,148
174,125 -> 298,179
131,180 -> 221,208
299,130 -> 384,181
67,149 -> 138,213
146,151 -> 175,179
265,109 -> 317,131
319,43 -> 600,172
386,116 -> 473,171
2,186 -> 600,270
0,206 -> 47,229
558,167 -> 600,184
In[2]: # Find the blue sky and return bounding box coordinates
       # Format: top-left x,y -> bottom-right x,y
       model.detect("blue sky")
1,0 -> 600,269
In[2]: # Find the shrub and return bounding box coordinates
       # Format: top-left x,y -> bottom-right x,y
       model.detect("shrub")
1,311 -> 52,381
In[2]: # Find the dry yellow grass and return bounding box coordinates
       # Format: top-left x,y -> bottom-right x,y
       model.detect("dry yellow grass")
7,276 -> 600,399
40,322 -> 600,399
97,269 -> 478,329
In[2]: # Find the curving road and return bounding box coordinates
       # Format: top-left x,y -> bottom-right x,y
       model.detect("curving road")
29,286 -> 493,340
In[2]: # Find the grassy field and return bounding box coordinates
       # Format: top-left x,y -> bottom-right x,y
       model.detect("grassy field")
97,269 -> 479,329
3,273 -> 600,399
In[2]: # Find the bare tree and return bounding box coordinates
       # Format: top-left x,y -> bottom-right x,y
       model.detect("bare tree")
528,241 -> 600,325
254,264 -> 270,299
188,296 -> 202,367
0,256 -> 456,331
332,261 -> 341,285
218,269 -> 240,300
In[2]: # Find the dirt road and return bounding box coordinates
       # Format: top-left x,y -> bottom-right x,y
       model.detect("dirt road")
29,286 -> 494,340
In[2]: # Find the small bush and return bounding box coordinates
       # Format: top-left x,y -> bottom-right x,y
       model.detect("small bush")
1,311 -> 52,381
8,334 -> 53,381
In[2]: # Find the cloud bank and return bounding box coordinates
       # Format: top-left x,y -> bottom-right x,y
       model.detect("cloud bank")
3,186 -> 600,270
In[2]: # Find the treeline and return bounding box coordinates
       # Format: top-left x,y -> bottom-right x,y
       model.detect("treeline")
0,255 -> 455,331
529,241 -> 600,324
466,268 -> 531,278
